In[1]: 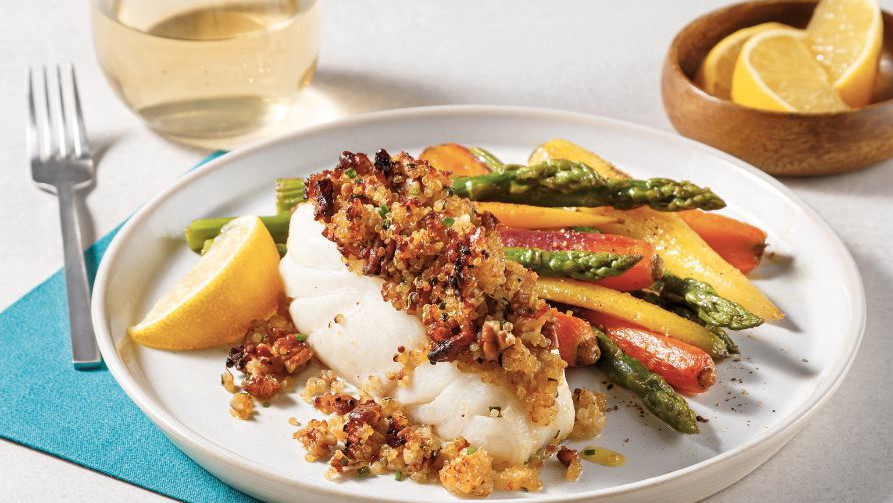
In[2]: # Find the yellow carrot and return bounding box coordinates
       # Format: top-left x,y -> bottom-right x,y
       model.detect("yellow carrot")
529,139 -> 782,321
476,202 -> 617,229
531,139 -> 632,180
536,277 -> 728,358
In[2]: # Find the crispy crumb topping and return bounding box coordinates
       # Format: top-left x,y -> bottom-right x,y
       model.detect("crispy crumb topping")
305,150 -> 566,424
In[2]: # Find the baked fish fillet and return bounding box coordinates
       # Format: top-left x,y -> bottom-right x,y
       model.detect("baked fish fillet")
280,203 -> 574,465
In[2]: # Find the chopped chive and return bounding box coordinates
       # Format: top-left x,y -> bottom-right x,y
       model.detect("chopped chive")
465,447 -> 477,455
442,217 -> 455,227
295,333 -> 308,342
340,457 -> 349,466
382,219 -> 391,230
394,471 -> 404,481
582,448 -> 596,456
357,466 -> 371,477
345,168 -> 357,178
378,203 -> 390,218
568,226 -> 601,233
262,402 -> 270,408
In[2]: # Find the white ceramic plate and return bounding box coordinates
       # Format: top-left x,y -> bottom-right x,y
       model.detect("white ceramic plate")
92,106 -> 865,503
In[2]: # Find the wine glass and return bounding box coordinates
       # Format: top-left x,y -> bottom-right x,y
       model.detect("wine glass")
92,0 -> 320,146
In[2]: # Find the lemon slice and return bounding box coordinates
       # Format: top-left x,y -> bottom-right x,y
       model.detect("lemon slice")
807,0 -> 883,107
731,28 -> 849,112
695,22 -> 789,99
129,215 -> 283,350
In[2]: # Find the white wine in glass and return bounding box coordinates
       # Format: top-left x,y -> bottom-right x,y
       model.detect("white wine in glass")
92,0 -> 319,143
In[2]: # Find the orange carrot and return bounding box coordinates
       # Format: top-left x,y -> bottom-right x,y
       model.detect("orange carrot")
500,228 -> 658,291
581,310 -> 716,394
419,143 -> 490,177
679,210 -> 767,274
552,310 -> 599,366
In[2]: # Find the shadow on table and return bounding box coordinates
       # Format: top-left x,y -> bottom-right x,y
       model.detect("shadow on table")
311,68 -> 448,116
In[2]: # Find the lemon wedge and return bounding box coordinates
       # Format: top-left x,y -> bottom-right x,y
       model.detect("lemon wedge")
129,215 -> 283,350
807,0 -> 883,107
731,28 -> 849,112
695,22 -> 789,99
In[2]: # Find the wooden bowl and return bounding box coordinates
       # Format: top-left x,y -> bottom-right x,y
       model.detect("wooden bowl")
662,0 -> 893,176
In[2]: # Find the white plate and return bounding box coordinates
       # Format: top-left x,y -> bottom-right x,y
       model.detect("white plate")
92,105 -> 865,503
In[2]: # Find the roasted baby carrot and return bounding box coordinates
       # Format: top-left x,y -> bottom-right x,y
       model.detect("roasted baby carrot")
419,143 -> 491,177
500,227 -> 658,291
678,210 -> 767,274
582,310 -> 716,394
552,310 -> 600,366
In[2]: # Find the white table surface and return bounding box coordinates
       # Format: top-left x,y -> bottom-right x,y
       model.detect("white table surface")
2,1 -> 892,502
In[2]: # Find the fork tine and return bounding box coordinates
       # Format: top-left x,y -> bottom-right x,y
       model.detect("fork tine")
27,68 -> 40,161
69,65 -> 90,158
56,65 -> 70,158
41,66 -> 56,158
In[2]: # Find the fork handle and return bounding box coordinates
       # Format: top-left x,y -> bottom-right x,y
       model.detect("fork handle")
56,182 -> 102,369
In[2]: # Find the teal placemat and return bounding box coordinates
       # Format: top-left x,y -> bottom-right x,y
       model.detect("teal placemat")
0,151 -> 259,503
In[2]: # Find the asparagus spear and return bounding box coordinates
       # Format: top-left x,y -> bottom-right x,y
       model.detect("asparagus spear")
184,213 -> 291,253
199,238 -> 215,256
566,226 -> 602,233
451,160 -> 726,211
275,177 -> 306,214
709,325 -> 740,355
595,328 -> 699,434
468,147 -> 505,170
656,274 -> 763,330
635,291 -> 739,355
504,247 -> 641,282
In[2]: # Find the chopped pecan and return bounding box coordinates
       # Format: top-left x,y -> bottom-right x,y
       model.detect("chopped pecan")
242,374 -> 281,400
312,178 -> 336,220
314,393 -> 359,416
557,446 -> 582,481
480,320 -> 517,362
225,315 -> 312,402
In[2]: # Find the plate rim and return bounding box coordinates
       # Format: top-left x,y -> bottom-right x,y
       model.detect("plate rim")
91,104 -> 867,502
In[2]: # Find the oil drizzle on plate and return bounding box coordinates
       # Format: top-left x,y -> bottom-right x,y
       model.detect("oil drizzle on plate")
581,446 -> 626,467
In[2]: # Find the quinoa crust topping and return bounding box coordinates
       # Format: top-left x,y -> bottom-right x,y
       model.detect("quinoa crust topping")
305,150 -> 566,424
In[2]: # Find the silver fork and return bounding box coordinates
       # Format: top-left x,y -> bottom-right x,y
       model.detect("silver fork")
28,65 -> 102,370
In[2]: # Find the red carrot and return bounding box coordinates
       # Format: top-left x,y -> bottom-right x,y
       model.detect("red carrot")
499,228 -> 658,291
